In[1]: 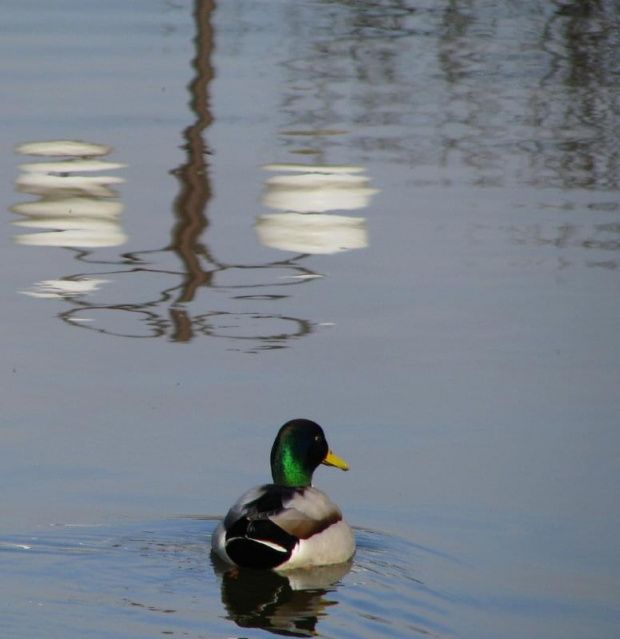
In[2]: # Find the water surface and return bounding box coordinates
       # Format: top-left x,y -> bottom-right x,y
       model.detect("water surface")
1,1 -> 619,637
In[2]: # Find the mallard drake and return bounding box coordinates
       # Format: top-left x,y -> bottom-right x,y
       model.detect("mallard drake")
211,419 -> 355,570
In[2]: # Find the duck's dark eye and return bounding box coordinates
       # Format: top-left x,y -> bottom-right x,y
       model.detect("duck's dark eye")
314,435 -> 322,442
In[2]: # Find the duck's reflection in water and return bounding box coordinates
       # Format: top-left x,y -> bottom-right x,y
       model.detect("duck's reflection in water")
213,558 -> 351,637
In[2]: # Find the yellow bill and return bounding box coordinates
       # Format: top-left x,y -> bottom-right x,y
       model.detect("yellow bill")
322,449 -> 349,471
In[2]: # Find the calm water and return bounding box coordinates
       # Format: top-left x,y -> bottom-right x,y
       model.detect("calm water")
1,1 -> 619,637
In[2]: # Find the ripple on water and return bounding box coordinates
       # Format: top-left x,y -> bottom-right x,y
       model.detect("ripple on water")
0,518 -> 453,638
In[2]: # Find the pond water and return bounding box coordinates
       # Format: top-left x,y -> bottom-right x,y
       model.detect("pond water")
1,1 -> 619,637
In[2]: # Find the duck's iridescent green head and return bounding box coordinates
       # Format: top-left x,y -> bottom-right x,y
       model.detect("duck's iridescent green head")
270,419 -> 349,487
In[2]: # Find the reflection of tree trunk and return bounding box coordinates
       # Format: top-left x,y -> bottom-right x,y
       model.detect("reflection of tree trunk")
169,0 -> 216,341
170,307 -> 194,343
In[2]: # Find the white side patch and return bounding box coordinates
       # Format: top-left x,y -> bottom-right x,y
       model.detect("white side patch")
254,539 -> 289,553
277,520 -> 355,570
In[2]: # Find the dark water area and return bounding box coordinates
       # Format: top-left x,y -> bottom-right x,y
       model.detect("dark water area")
1,0 -> 619,637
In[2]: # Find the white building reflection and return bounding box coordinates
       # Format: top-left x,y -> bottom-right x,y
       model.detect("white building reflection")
256,163 -> 378,254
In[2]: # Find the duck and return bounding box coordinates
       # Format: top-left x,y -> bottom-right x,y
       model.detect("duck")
211,418 -> 355,570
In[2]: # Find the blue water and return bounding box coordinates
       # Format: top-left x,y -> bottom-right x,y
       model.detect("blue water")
0,520 -> 451,638
1,0 -> 619,637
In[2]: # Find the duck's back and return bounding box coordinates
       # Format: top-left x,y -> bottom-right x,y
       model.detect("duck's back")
211,484 -> 354,570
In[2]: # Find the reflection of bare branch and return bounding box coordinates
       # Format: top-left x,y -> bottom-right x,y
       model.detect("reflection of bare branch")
60,305 -> 313,351
469,221 -> 620,270
274,0 -> 620,189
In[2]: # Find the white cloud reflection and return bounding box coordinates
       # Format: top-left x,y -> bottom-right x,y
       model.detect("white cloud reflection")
21,278 -> 110,299
255,212 -> 368,254
256,163 -> 378,255
15,140 -> 113,157
12,140 -> 127,249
